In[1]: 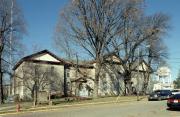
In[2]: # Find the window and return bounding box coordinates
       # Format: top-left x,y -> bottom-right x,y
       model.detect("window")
51,66 -> 54,74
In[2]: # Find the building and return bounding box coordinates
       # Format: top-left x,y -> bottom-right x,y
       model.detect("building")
12,50 -> 153,100
12,50 -> 95,100
3,84 -> 11,99
153,66 -> 174,90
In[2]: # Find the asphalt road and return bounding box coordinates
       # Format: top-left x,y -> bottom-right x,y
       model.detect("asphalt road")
2,100 -> 180,117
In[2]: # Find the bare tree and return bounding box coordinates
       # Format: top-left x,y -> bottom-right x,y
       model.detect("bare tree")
0,0 -> 26,104
14,62 -> 63,105
55,0 -> 136,97
55,0 -> 170,96
109,9 -> 169,93
141,39 -> 168,94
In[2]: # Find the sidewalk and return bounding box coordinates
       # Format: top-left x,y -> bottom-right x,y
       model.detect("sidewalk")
0,106 -> 15,111
0,96 -> 147,115
0,102 -> 33,111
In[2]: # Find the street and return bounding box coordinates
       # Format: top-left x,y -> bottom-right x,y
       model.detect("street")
2,100 -> 180,117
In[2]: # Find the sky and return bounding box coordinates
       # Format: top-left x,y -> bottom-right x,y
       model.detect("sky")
17,0 -> 180,80
145,0 -> 180,80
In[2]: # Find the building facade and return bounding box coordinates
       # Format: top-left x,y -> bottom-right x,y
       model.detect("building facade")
12,50 -> 152,100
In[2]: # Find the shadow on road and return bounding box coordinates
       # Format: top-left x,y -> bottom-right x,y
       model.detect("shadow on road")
166,108 -> 180,112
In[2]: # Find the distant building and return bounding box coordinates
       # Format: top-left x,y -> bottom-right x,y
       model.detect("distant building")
12,50 -> 153,100
153,66 -> 174,90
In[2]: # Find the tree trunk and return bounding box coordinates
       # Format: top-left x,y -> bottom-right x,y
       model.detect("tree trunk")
142,73 -> 150,95
31,89 -> 34,100
0,52 -> 4,104
126,80 -> 133,95
33,80 -> 39,106
116,79 -> 121,95
124,71 -> 133,96
93,79 -> 98,98
93,62 -> 101,98
142,56 -> 152,95
64,65 -> 68,97
0,71 -> 3,104
124,80 -> 127,95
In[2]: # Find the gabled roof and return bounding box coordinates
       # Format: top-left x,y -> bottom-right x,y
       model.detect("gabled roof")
13,50 -> 68,70
104,53 -> 153,73
13,50 -> 94,70
131,60 -> 153,73
86,54 -> 153,73
86,54 -> 123,65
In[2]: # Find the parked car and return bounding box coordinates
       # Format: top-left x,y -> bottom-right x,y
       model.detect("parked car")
171,89 -> 180,95
148,90 -> 172,101
167,94 -> 180,110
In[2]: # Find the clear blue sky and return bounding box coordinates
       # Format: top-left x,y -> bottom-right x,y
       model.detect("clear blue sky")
145,0 -> 180,80
17,0 -> 180,80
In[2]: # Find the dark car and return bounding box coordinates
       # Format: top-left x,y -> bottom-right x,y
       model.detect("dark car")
167,94 -> 180,109
148,90 -> 172,101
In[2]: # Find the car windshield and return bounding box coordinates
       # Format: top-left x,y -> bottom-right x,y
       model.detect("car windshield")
161,90 -> 171,94
153,90 -> 171,94
172,94 -> 180,99
154,90 -> 160,93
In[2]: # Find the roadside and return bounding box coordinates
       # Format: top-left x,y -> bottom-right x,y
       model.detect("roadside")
2,99 -> 174,117
0,96 -> 147,115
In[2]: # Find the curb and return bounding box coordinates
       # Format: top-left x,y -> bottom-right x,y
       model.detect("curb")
0,98 -> 146,116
